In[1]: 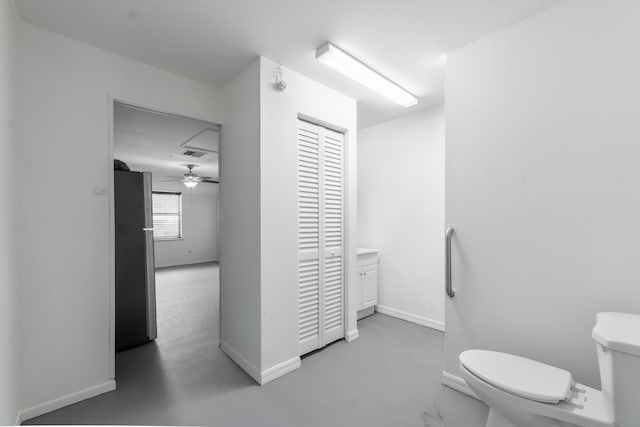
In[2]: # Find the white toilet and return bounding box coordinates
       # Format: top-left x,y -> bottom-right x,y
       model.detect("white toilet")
458,312 -> 640,427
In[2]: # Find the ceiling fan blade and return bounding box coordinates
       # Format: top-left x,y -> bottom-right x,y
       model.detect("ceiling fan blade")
158,179 -> 182,182
201,179 -> 219,184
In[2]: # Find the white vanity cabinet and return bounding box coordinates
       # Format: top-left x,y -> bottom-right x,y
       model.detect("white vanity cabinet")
356,248 -> 378,319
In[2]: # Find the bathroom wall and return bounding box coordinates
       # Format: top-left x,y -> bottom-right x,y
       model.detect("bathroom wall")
219,57 -> 262,377
220,57 -> 357,384
0,0 -> 18,423
358,106 -> 445,330
259,56 -> 358,374
444,0 -> 640,390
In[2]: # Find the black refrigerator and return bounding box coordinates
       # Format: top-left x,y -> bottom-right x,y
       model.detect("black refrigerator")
114,170 -> 157,351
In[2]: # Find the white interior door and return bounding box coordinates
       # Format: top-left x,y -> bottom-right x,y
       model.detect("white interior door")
297,121 -> 321,354
321,127 -> 344,345
297,120 -> 344,355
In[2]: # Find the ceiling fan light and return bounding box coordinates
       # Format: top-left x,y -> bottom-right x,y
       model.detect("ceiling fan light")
316,42 -> 418,108
181,165 -> 201,188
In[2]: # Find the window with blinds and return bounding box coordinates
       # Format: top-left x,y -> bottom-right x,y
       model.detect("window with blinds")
152,191 -> 182,240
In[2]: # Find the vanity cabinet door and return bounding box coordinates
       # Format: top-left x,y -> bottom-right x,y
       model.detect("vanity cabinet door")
360,264 -> 378,309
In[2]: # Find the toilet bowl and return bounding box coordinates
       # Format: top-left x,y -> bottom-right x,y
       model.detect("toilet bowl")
458,312 -> 640,427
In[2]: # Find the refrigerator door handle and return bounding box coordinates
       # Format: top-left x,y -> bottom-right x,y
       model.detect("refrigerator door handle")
142,172 -> 157,341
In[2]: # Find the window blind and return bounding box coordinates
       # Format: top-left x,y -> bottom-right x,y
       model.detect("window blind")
152,191 -> 182,240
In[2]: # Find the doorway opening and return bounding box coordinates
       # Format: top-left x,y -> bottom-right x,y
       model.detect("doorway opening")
110,100 -> 221,384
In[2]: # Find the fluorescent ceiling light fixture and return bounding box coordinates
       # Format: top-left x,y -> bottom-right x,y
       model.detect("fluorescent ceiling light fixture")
316,42 -> 418,108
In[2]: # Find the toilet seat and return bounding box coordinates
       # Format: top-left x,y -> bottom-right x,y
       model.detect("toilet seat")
460,350 -> 573,403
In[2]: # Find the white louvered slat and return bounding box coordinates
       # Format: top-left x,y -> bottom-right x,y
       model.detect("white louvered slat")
298,121 -> 321,354
298,258 -> 319,343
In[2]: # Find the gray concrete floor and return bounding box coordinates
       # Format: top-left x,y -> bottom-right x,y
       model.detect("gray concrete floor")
25,262 -> 488,426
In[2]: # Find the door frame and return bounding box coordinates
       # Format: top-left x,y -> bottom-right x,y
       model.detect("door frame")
107,94 -> 221,379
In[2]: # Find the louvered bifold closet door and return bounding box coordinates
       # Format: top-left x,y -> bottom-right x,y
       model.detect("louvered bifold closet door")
321,127 -> 344,344
297,120 -> 322,355
297,119 -> 345,356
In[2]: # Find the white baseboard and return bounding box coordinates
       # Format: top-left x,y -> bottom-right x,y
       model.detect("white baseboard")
219,340 -> 301,385
357,306 -> 375,320
260,356 -> 301,385
219,340 -> 261,384
18,380 -> 116,423
375,305 -> 445,332
441,370 -> 480,400
345,329 -> 359,342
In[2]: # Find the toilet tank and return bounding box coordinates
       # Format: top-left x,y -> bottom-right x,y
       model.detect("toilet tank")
592,312 -> 640,427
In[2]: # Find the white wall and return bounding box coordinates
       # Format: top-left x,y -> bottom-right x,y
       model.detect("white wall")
444,0 -> 640,389
358,107 -> 445,329
259,57 -> 358,373
154,188 -> 219,268
219,58 -> 262,376
0,1 -> 18,424
16,21 -> 224,418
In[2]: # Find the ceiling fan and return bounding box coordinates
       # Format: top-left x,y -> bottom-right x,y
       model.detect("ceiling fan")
159,164 -> 218,188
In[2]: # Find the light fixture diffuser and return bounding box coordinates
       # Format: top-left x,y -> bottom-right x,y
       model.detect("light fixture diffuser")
182,165 -> 200,188
183,179 -> 198,189
316,42 -> 418,108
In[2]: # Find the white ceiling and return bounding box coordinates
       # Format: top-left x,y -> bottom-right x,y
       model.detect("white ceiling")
114,102 -> 220,194
16,0 -> 562,128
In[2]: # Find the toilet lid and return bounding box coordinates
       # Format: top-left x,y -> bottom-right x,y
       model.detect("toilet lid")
592,312 -> 640,356
460,350 -> 573,403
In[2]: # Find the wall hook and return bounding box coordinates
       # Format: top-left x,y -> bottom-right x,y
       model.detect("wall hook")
275,66 -> 287,91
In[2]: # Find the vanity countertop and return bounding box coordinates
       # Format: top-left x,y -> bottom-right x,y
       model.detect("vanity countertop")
357,248 -> 378,256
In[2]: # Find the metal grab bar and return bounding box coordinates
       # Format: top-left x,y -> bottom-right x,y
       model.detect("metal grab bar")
445,226 -> 455,298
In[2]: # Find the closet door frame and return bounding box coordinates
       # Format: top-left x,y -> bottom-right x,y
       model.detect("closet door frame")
297,115 -> 349,354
